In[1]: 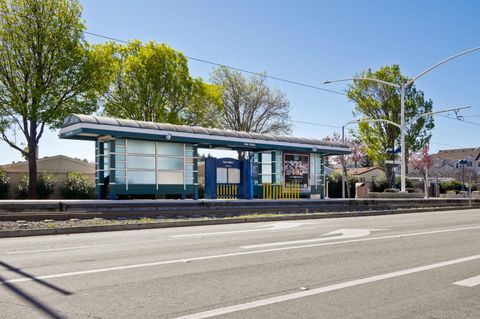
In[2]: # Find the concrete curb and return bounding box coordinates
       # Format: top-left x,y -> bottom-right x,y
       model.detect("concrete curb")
0,205 -> 478,238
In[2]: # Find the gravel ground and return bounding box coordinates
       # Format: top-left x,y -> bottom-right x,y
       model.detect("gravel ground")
0,212 -> 334,231
0,217 -> 199,231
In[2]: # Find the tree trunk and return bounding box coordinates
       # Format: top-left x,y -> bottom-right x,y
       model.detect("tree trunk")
27,151 -> 38,199
343,163 -> 351,198
27,123 -> 38,199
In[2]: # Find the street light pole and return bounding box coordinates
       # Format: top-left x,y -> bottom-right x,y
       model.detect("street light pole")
324,46 -> 480,192
400,84 -> 406,193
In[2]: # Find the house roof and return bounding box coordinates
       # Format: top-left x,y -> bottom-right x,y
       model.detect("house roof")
1,155 -> 94,173
347,167 -> 383,176
59,114 -> 351,155
432,148 -> 480,161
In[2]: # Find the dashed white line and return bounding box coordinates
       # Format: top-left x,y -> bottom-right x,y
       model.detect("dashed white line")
4,244 -> 110,255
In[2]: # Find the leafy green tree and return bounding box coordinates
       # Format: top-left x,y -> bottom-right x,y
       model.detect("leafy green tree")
0,0 -> 114,198
347,65 -> 434,181
102,41 -> 222,127
211,67 -> 292,159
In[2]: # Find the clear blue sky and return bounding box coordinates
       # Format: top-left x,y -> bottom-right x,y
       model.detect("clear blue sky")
2,0 -> 480,164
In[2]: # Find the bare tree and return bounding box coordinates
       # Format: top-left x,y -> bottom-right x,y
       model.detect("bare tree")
211,67 -> 291,159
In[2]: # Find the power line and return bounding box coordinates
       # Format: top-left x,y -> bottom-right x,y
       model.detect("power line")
429,141 -> 469,149
83,31 -> 346,96
438,114 -> 480,127
292,120 -> 341,129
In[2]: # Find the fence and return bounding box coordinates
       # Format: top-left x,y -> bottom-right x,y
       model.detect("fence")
262,183 -> 300,199
216,184 -> 238,199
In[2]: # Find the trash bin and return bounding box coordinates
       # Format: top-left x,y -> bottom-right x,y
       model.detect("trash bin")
355,182 -> 368,198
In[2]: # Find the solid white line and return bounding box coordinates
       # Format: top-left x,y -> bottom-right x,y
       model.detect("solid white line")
174,254 -> 480,319
453,275 -> 480,287
3,225 -> 480,284
396,220 -> 424,223
4,245 -> 110,255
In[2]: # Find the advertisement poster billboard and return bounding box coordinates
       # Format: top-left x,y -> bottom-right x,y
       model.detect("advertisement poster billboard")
284,154 -> 309,191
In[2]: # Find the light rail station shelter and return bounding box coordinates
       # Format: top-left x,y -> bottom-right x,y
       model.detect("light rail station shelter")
59,114 -> 350,200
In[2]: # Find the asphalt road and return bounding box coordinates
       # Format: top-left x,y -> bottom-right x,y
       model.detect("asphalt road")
1,209 -> 480,318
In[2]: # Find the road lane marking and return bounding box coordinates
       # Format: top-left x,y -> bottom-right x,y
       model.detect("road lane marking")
170,222 -> 310,238
4,245 -> 110,255
396,220 -> 424,223
174,254 -> 480,319
241,229 -> 385,249
453,275 -> 480,287
3,225 -> 480,284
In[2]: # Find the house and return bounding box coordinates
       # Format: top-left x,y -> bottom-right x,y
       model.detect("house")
346,167 -> 386,190
0,155 -> 95,199
429,148 -> 480,182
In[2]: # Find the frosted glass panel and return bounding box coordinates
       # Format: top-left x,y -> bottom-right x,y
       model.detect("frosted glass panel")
115,138 -> 126,146
157,157 -> 183,170
262,164 -> 272,175
127,156 -> 155,169
261,175 -> 272,183
157,171 -> 183,184
262,153 -> 272,163
116,162 -> 126,169
115,154 -> 126,161
128,171 -> 155,184
228,168 -> 240,183
157,142 -> 183,156
128,139 -> 155,154
216,168 -> 227,183
116,178 -> 126,185
115,170 -> 126,177
185,171 -> 194,180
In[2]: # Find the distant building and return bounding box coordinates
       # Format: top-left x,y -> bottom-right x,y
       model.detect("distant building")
0,155 -> 94,199
429,148 -> 480,182
346,167 -> 386,190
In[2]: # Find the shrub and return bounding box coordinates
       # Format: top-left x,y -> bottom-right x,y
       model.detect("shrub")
17,172 -> 56,199
327,171 -> 359,198
0,169 -> 10,199
61,172 -> 95,199
384,188 -> 399,193
198,183 -> 205,199
373,177 -> 391,192
439,180 -> 463,194
374,176 -> 414,192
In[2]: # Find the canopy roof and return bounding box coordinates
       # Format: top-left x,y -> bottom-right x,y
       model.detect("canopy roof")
59,114 -> 350,155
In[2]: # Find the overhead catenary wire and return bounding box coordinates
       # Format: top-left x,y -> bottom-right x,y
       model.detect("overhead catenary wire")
292,120 -> 341,129
83,31 -> 346,96
438,114 -> 480,127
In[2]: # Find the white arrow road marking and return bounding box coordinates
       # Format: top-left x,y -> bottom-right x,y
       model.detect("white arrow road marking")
241,228 -> 385,249
4,244 -> 110,255
3,225 -> 480,285
453,275 -> 480,287
170,222 -> 310,238
173,254 -> 480,319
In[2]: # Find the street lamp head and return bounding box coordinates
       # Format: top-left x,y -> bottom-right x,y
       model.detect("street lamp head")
323,80 -> 331,84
